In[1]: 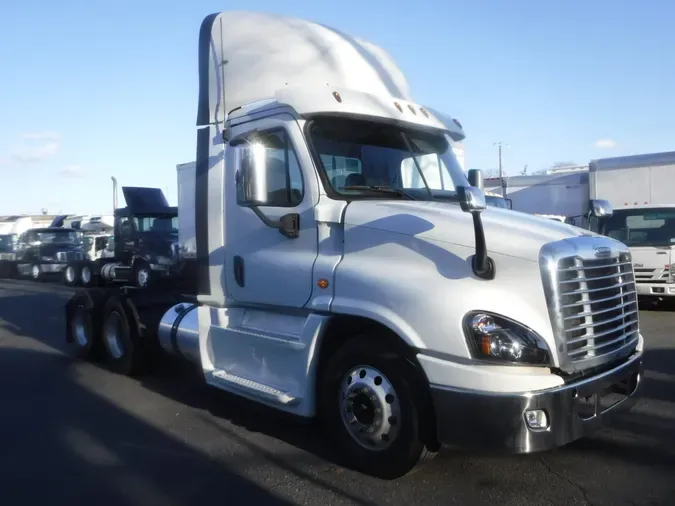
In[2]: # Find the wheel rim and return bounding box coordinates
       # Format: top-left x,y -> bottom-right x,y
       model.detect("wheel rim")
65,266 -> 75,283
104,312 -> 125,359
137,268 -> 149,287
72,307 -> 90,347
32,265 -> 40,279
81,266 -> 91,284
339,365 -> 401,451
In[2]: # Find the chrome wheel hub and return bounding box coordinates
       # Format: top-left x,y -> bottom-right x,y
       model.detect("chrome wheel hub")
65,266 -> 75,283
137,268 -> 149,287
104,312 -> 125,359
81,266 -> 91,285
339,365 -> 401,451
72,308 -> 89,347
31,265 -> 40,279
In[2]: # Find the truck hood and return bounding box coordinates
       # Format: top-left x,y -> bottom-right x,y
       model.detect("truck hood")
343,200 -> 595,262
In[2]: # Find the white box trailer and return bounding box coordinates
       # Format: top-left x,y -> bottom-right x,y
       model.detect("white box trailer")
176,161 -> 196,259
589,151 -> 675,299
485,172 -> 590,226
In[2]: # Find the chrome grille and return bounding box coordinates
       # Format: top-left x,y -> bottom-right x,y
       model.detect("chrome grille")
56,251 -> 84,262
540,237 -> 640,372
634,267 -> 668,284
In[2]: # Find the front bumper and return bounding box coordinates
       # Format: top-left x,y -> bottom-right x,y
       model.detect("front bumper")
636,282 -> 675,297
430,351 -> 643,453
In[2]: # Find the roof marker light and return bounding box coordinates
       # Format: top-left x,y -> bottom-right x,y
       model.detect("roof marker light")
394,102 -> 403,113
407,104 -> 417,115
332,91 -> 342,103
420,108 -> 429,118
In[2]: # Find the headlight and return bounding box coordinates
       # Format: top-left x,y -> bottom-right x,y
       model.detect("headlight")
463,311 -> 552,366
41,256 -> 55,262
156,255 -> 173,265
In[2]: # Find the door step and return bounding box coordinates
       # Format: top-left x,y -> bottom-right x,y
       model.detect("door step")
211,369 -> 297,405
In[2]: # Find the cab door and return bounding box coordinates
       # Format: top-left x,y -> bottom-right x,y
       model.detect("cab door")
224,113 -> 319,308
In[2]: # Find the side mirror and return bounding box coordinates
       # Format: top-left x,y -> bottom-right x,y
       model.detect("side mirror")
590,199 -> 613,218
467,169 -> 484,191
457,186 -> 487,213
235,144 -> 269,206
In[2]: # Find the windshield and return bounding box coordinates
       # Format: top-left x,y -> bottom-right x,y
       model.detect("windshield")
82,236 -> 95,249
0,234 -> 16,248
600,208 -> 675,247
485,195 -> 509,209
135,215 -> 178,233
37,231 -> 80,244
308,116 -> 468,199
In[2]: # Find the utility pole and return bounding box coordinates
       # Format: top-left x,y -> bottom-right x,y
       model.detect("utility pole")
494,142 -> 509,196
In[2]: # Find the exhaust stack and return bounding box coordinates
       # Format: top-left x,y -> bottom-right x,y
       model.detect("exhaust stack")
111,176 -> 118,212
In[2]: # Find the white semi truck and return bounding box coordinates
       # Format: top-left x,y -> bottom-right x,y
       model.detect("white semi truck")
64,11 -> 643,478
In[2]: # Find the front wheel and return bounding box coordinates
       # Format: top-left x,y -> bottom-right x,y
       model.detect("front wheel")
80,263 -> 96,287
30,263 -> 42,281
132,260 -> 152,289
319,337 -> 437,479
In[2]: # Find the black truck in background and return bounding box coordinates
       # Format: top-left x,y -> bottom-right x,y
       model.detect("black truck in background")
64,186 -> 183,289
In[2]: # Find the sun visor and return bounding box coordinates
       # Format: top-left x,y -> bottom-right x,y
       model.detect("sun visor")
121,187 -> 170,215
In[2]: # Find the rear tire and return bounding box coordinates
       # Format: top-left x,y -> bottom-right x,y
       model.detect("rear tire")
319,336 -> 437,479
80,263 -> 96,287
101,298 -> 145,376
63,263 -> 80,286
68,302 -> 102,360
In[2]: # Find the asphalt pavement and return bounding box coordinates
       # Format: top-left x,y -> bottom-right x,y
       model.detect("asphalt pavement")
0,279 -> 673,505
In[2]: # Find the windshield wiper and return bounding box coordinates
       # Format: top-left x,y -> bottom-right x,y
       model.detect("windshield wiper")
341,185 -> 416,200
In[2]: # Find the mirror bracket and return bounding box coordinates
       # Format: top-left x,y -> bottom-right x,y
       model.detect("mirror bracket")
249,206 -> 300,239
457,185 -> 495,280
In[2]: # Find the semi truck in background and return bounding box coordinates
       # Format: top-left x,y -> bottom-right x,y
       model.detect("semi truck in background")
0,216 -> 33,277
64,11 -> 642,479
588,151 -> 675,301
69,184 -> 184,288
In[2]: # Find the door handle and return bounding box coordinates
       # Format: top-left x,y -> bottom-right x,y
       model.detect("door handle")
233,255 -> 245,287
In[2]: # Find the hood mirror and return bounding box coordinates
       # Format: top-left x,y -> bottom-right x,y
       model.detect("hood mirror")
467,169 -> 484,191
590,199 -> 613,218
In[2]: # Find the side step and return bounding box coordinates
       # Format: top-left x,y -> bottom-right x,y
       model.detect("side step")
211,369 -> 298,406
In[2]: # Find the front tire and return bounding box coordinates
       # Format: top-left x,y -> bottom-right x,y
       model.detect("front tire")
30,263 -> 42,281
319,337 -> 437,479
132,260 -> 151,289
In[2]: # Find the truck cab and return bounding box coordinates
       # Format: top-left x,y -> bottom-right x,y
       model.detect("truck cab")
65,10 -> 644,479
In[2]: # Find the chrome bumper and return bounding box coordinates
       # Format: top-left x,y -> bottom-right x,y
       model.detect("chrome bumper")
636,283 -> 675,297
430,352 -> 643,453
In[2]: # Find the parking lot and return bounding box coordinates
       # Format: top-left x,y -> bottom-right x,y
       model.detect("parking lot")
0,279 -> 673,506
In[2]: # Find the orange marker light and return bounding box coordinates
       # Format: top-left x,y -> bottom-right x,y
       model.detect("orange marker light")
481,335 -> 492,356
317,279 -> 329,289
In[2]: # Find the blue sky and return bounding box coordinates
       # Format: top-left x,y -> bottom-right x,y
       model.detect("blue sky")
1,0 -> 673,214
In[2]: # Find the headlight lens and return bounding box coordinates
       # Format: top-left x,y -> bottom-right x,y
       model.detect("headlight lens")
463,312 -> 552,366
156,255 -> 173,265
